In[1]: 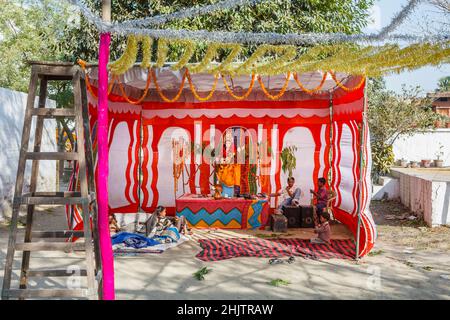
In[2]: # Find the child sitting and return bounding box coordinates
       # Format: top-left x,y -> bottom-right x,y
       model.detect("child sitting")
146,206 -> 191,240
109,214 -> 120,234
310,177 -> 329,219
311,212 -> 331,244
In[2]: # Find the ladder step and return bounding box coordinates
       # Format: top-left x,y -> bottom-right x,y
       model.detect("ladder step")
25,152 -> 79,160
6,288 -> 90,299
26,269 -> 87,277
32,231 -> 85,239
18,192 -> 91,205
31,108 -> 76,117
15,192 -> 96,205
33,63 -> 77,78
15,242 -> 86,252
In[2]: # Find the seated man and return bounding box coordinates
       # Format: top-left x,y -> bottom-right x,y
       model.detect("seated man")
310,177 -> 329,219
271,177 -> 301,213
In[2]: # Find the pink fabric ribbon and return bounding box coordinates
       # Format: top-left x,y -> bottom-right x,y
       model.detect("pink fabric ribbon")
97,32 -> 115,300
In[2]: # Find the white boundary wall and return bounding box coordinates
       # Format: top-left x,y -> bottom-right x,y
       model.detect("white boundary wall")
393,129 -> 450,166
395,172 -> 450,227
0,87 -> 56,220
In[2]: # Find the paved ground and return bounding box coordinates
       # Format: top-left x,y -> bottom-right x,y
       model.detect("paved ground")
1,202 -> 450,300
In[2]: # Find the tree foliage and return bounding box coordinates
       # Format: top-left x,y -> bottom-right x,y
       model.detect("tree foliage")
0,0 -> 73,92
367,78 -> 441,177
437,76 -> 450,92
60,0 -> 374,63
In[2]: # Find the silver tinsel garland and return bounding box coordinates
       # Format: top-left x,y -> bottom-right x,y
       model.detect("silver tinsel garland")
376,0 -> 422,40
67,0 -> 449,45
118,0 -> 268,28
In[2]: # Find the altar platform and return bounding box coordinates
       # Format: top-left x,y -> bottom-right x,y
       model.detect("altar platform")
175,194 -> 270,229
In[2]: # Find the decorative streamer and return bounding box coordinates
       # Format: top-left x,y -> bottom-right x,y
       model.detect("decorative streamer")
118,0 -> 268,28
97,33 -> 115,300
152,68 -> 188,103
67,0 -> 448,46
186,70 -> 219,101
376,0 -> 422,40
221,73 -> 256,100
257,72 -> 291,100
293,72 -> 328,94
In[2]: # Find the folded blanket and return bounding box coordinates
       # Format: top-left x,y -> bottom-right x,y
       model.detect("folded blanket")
153,226 -> 181,244
111,232 -> 160,248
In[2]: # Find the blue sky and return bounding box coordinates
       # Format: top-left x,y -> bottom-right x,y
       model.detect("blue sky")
365,0 -> 450,94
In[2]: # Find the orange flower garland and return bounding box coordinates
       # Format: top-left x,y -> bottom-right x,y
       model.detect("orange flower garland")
186,69 -> 219,102
115,69 -> 152,105
79,58 -> 367,102
257,72 -> 291,100
329,71 -> 366,92
221,73 -> 255,100
293,71 -> 327,94
78,59 -> 115,98
152,68 -> 187,103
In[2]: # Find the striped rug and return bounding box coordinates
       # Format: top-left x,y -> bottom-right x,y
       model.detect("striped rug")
196,238 -> 356,261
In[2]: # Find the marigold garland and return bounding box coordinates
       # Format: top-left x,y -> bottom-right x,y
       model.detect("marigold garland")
78,59 -> 115,98
186,69 -> 219,101
257,72 -> 291,100
329,71 -> 365,92
152,68 -> 187,103
293,71 -> 327,94
221,73 -> 255,100
115,69 -> 152,105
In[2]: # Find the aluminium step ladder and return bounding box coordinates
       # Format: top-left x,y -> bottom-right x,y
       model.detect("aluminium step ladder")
1,61 -> 102,300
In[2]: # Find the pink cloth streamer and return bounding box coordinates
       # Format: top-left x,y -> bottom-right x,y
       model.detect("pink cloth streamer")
97,32 -> 115,300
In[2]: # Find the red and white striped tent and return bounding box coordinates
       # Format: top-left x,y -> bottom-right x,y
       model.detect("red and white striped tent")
70,66 -> 376,257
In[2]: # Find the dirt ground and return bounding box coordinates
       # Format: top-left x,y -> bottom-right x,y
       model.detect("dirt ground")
1,201 -> 450,300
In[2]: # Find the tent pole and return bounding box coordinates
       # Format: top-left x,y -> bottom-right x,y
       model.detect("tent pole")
355,78 -> 368,261
97,0 -> 115,300
328,91 -> 334,187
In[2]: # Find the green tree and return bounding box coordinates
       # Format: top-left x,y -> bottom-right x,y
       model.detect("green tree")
437,76 -> 450,92
368,78 -> 441,178
0,0 -> 73,92
60,0 -> 374,62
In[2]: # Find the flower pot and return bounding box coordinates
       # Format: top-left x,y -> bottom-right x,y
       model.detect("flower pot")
434,159 -> 444,168
421,159 -> 432,168
447,122 -> 450,128
400,159 -> 408,168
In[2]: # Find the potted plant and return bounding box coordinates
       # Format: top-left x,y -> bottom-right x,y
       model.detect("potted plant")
434,143 -> 444,168
399,158 -> 408,168
410,161 -> 419,168
280,146 -> 298,177
421,159 -> 432,168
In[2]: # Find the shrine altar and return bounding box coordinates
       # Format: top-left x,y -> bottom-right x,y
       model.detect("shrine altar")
175,194 -> 269,229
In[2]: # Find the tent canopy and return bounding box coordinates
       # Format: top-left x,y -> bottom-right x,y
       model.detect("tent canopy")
86,65 -> 364,103
78,65 -> 375,258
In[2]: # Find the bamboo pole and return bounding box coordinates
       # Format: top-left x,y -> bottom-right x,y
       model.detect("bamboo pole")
355,78 -> 368,260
